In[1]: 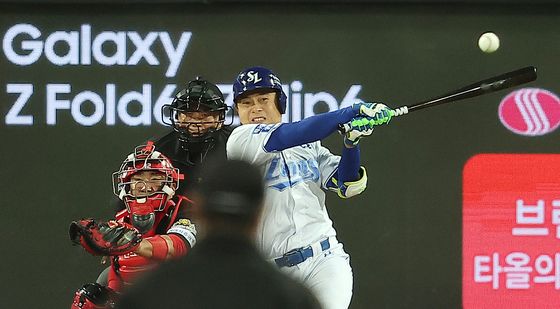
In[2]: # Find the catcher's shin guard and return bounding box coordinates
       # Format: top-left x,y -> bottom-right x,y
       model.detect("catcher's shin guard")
71,283 -> 117,309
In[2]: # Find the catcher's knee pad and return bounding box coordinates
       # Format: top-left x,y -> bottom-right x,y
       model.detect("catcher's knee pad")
71,283 -> 118,309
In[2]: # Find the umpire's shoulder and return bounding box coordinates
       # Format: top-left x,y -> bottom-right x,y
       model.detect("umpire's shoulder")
220,125 -> 236,138
153,130 -> 177,148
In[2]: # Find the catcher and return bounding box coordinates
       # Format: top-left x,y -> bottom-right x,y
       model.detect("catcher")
69,142 -> 197,309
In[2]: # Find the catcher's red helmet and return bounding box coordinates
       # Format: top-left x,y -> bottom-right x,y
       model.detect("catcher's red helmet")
112,142 -> 183,233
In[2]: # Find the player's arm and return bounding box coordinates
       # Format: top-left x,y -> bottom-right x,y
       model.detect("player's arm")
325,147 -> 368,199
134,218 -> 196,260
333,146 -> 367,199
324,117 -> 376,198
69,217 -> 194,260
134,235 -> 181,260
265,102 -> 392,152
134,197 -> 196,260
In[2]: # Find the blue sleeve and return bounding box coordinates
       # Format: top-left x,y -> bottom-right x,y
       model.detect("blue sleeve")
264,106 -> 356,152
337,145 -> 360,183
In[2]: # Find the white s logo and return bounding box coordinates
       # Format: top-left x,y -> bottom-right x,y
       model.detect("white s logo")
246,71 -> 262,84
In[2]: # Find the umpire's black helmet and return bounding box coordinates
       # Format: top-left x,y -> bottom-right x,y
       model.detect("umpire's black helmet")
162,77 -> 230,154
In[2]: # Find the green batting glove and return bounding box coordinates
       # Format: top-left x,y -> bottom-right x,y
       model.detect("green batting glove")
352,102 -> 394,125
344,116 -> 375,147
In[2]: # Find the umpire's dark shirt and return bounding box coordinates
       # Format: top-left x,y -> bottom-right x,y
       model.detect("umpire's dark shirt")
117,234 -> 322,309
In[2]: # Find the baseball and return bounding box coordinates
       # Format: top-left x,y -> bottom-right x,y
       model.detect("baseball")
478,32 -> 500,53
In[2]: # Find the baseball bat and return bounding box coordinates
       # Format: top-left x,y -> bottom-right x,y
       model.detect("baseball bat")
339,66 -> 537,133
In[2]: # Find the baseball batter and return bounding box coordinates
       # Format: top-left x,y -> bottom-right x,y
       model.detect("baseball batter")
226,66 -> 392,309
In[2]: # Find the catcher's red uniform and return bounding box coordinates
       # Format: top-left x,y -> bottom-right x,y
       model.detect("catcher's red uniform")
107,197 -> 194,291
70,143 -> 197,309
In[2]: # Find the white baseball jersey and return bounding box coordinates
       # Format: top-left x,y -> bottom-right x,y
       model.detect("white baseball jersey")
226,123 -> 341,259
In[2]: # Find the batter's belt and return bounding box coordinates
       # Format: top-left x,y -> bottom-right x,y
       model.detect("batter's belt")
274,237 -> 335,268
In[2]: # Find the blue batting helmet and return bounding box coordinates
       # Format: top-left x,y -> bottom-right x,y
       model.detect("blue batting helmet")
233,66 -> 287,114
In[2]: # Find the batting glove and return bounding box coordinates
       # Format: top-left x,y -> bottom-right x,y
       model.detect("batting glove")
352,102 -> 393,125
344,116 -> 375,147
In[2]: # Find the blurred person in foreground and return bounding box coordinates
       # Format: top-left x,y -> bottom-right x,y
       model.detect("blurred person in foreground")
117,159 -> 322,309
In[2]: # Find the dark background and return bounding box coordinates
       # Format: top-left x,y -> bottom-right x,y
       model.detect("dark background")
1,1 -> 558,308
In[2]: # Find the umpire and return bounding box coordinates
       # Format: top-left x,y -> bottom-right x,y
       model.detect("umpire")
117,159 -> 322,309
156,76 -> 233,194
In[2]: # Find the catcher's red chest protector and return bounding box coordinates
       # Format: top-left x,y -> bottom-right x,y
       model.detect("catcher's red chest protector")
108,200 -> 179,291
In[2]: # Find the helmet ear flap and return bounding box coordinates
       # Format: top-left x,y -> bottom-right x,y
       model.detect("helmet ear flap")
276,88 -> 287,114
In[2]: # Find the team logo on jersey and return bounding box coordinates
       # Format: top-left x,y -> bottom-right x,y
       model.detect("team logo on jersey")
498,88 -> 560,136
252,124 -> 277,134
265,157 -> 320,191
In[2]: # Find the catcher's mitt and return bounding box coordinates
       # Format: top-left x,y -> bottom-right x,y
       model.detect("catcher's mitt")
69,219 -> 142,256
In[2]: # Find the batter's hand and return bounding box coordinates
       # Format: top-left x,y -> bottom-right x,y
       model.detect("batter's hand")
343,116 -> 375,147
352,102 -> 393,125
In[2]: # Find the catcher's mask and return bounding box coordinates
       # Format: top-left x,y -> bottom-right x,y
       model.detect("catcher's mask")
112,142 -> 183,233
162,77 -> 232,160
